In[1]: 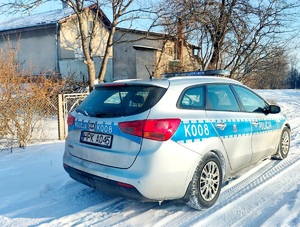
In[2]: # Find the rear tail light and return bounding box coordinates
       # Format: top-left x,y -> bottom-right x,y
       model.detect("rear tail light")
67,114 -> 75,126
118,119 -> 181,141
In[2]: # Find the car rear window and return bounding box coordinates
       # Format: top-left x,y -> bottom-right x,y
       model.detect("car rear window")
76,85 -> 167,118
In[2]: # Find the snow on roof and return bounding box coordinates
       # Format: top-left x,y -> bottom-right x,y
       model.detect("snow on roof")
0,7 -> 75,32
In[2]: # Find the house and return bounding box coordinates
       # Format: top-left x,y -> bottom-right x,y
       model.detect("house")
0,4 -> 199,83
113,27 -> 200,80
0,4 -> 113,82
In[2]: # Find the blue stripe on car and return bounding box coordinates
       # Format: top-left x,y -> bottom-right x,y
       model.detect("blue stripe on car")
70,119 -> 142,144
172,118 -> 286,143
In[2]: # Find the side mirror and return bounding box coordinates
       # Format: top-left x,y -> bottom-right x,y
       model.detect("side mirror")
269,105 -> 281,114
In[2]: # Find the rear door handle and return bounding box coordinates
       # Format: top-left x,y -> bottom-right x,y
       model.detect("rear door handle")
216,122 -> 227,130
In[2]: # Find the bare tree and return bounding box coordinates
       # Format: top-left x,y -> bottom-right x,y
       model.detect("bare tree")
286,54 -> 300,89
243,47 -> 290,88
97,0 -> 134,82
66,1 -> 99,91
0,40 -> 65,148
153,0 -> 300,80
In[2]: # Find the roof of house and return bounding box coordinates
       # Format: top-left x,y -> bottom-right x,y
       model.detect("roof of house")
0,4 -> 111,33
0,7 -> 74,32
116,27 -> 169,39
116,27 -> 200,50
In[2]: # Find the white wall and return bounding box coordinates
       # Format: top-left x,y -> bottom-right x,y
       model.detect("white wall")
0,27 -> 57,75
59,57 -> 113,82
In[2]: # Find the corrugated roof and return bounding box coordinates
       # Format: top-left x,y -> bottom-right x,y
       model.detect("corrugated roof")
0,4 -> 112,33
0,7 -> 75,32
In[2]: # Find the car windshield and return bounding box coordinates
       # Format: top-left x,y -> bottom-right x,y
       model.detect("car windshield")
76,84 -> 167,118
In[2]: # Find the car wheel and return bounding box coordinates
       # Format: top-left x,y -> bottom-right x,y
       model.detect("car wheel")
186,152 -> 222,210
275,127 -> 290,160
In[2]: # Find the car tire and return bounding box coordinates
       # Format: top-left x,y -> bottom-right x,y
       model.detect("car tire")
274,126 -> 290,160
186,152 -> 222,210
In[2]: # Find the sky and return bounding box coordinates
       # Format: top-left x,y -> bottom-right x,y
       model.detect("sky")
1,89 -> 300,226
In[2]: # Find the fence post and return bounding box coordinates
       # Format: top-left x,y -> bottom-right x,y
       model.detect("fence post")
58,94 -> 65,140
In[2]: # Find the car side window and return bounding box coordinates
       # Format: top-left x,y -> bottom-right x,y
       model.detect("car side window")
206,84 -> 240,111
179,86 -> 204,110
232,85 -> 268,113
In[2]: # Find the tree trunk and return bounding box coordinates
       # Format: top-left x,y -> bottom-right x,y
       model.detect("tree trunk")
98,25 -> 116,82
77,12 -> 96,92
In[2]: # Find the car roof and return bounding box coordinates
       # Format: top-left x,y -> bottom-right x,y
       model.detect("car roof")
166,76 -> 242,86
102,76 -> 242,89
96,78 -> 170,88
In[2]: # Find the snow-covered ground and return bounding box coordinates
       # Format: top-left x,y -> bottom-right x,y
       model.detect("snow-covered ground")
1,89 -> 300,227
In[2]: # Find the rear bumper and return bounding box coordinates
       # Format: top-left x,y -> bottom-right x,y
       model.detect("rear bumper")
63,163 -> 153,201
63,140 -> 201,201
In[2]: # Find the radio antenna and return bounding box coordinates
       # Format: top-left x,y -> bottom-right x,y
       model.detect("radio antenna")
145,65 -> 152,80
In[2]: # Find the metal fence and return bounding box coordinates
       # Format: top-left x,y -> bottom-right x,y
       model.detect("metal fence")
0,93 -> 89,151
0,96 -> 59,150
58,93 -> 89,140
1,96 -> 59,151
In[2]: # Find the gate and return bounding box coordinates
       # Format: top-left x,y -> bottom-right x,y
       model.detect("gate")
58,93 -> 89,140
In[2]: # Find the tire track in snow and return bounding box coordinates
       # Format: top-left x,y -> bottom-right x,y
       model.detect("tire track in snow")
81,200 -> 159,226
113,201 -> 192,227
159,153 -> 300,227
40,182 -> 160,226
41,197 -> 125,227
230,175 -> 300,226
205,152 -> 300,226
155,160 -> 276,226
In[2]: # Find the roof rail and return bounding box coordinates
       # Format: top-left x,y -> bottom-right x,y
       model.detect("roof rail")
162,69 -> 231,78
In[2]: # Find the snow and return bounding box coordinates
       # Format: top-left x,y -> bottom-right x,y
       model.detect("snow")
0,3 -> 96,32
0,7 -> 74,32
1,89 -> 300,227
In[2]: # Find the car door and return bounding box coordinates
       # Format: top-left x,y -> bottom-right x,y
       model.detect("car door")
205,84 -> 253,170
206,84 -> 252,170
232,85 -> 280,162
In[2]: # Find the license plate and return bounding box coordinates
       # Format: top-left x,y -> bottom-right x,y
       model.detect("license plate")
80,131 -> 113,148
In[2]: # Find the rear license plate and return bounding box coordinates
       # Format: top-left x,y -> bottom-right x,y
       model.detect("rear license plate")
80,131 -> 113,148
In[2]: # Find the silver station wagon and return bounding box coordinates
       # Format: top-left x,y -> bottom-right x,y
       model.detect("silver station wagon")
63,70 -> 290,210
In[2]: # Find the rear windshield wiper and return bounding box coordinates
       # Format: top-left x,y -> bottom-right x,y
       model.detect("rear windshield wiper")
94,112 -> 123,117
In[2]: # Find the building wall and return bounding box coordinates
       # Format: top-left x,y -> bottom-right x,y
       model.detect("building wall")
182,44 -> 199,71
59,56 -> 113,82
0,27 -> 57,75
113,30 -> 199,81
155,40 -> 176,77
58,9 -> 113,81
135,48 -> 156,79
157,40 -> 199,76
59,10 -> 110,59
113,31 -> 165,80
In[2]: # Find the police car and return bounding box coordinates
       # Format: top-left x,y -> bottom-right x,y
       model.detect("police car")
63,70 -> 290,210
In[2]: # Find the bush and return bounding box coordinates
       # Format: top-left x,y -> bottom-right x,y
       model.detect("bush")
0,42 -> 65,148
